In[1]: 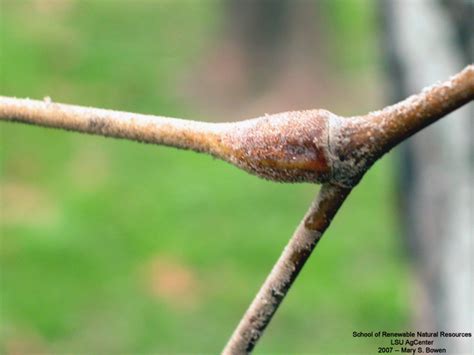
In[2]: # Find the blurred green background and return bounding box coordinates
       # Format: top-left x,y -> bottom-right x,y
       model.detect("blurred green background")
0,1 -> 410,354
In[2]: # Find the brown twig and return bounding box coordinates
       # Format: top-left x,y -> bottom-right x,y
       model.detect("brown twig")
1,66 -> 472,189
222,65 -> 473,354
223,183 -> 351,354
0,97 -> 335,184
0,65 -> 473,354
329,64 -> 474,187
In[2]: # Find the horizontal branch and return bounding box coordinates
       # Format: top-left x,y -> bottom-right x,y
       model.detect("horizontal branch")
1,64 -> 473,355
329,64 -> 474,186
1,65 -> 472,188
0,96 -> 334,184
0,96 -> 224,155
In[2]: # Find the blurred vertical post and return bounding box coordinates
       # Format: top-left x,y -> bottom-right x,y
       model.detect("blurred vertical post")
381,0 -> 473,353
225,0 -> 291,90
192,0 -> 330,114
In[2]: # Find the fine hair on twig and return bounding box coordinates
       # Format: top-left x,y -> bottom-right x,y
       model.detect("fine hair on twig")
1,65 -> 473,354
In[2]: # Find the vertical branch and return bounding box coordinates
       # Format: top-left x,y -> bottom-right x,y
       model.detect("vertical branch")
1,66 -> 472,354
223,183 -> 352,354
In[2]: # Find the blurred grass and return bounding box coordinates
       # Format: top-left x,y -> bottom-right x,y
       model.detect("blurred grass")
0,1 -> 409,354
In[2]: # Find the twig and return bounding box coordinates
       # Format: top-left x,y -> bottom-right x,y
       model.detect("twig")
223,183 -> 351,354
0,97 -> 334,184
1,65 -> 472,188
222,65 -> 473,353
0,96 -> 224,154
0,65 -> 473,354
329,64 -> 474,187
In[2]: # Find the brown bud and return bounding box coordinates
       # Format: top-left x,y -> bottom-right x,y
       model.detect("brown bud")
214,110 -> 335,184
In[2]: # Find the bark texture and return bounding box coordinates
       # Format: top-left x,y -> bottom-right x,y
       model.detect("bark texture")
0,65 -> 473,354
1,66 -> 472,188
0,98 -> 333,184
223,184 -> 351,354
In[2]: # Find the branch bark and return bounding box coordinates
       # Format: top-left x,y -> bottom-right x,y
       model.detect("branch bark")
221,65 -> 472,353
223,183 -> 351,354
1,65 -> 473,354
1,65 -> 472,189
329,64 -> 474,187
